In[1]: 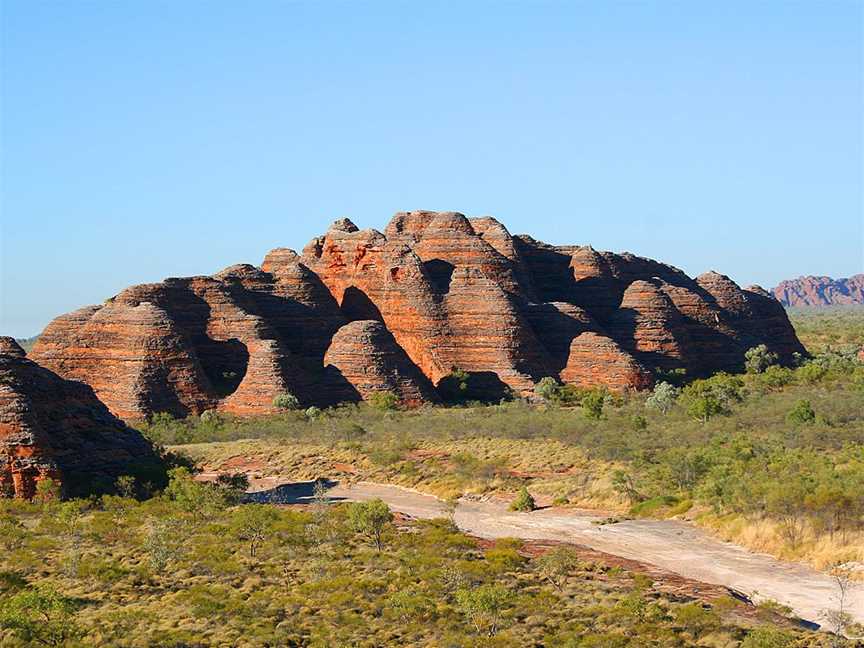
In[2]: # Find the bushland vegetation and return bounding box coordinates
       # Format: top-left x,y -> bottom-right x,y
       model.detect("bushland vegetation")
0,469 -> 838,646
787,306 -> 864,354
145,309 -> 864,570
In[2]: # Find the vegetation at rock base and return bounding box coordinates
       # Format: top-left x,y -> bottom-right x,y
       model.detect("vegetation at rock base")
272,392 -> 300,411
150,309 -> 864,572
1,305 -> 861,646
0,468 -> 842,647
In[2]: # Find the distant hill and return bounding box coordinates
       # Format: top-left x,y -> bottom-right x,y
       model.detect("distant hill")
773,274 -> 864,307
14,336 -> 39,354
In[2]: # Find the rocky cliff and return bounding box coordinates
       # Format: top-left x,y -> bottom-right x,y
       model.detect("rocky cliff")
772,274 -> 864,307
30,212 -> 805,419
0,337 -> 164,498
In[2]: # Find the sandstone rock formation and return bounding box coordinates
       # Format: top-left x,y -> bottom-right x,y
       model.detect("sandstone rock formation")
30,212 -> 806,418
323,320 -> 439,406
772,274 -> 864,307
0,337 -> 164,498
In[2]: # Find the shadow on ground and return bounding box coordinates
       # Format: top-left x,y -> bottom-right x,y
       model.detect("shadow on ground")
242,479 -> 341,505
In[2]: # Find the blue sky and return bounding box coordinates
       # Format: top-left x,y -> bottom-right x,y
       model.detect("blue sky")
1,1 -> 862,337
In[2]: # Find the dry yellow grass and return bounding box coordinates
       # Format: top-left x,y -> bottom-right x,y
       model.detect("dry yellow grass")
177,437 -> 862,574
697,511 -> 864,574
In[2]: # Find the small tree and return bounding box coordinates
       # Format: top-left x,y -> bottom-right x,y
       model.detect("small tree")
55,501 -> 84,577
681,374 -> 744,423
786,399 -> 816,425
115,475 -> 136,498
759,365 -> 794,390
232,504 -> 278,558
535,545 -> 582,591
455,584 -> 513,637
509,486 -> 536,512
215,472 -> 250,504
821,562 -> 859,645
348,498 -> 393,551
0,585 -> 81,646
272,392 -> 300,410
645,381 -> 680,414
0,515 -> 27,551
745,344 -> 779,374
143,516 -> 186,572
199,409 -> 220,425
163,466 -> 227,516
581,389 -> 605,420
534,377 -> 561,402
368,391 -> 399,411
35,477 -> 60,505
612,470 -> 642,504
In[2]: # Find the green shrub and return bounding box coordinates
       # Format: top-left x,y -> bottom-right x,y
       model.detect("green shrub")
630,495 -> 680,518
645,381 -> 680,414
741,626 -> 794,648
745,344 -> 779,374
680,373 -> 744,422
509,486 -> 536,512
674,602 -> 719,636
581,389 -> 606,420
368,391 -> 399,411
272,392 -> 300,410
796,362 -> 827,385
535,545 -> 582,590
455,583 -> 513,636
786,399 -> 816,425
347,499 -> 393,551
484,539 -> 526,572
0,585 -> 81,646
758,365 -> 794,389
534,377 -> 561,402
629,414 -> 648,431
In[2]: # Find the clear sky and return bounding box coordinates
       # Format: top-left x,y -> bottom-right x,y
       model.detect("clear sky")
1,1 -> 862,338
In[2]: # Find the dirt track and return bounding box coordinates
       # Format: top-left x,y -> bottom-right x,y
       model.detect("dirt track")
244,478 -> 864,628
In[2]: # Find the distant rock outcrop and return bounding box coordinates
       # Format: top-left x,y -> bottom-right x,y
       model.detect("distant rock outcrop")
0,337 -> 164,498
30,212 -> 806,419
772,274 -> 864,307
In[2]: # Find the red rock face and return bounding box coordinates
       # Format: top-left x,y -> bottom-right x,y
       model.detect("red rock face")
0,338 -> 163,498
323,320 -> 439,406
772,275 -> 864,307
560,332 -> 654,391
31,212 -> 806,418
